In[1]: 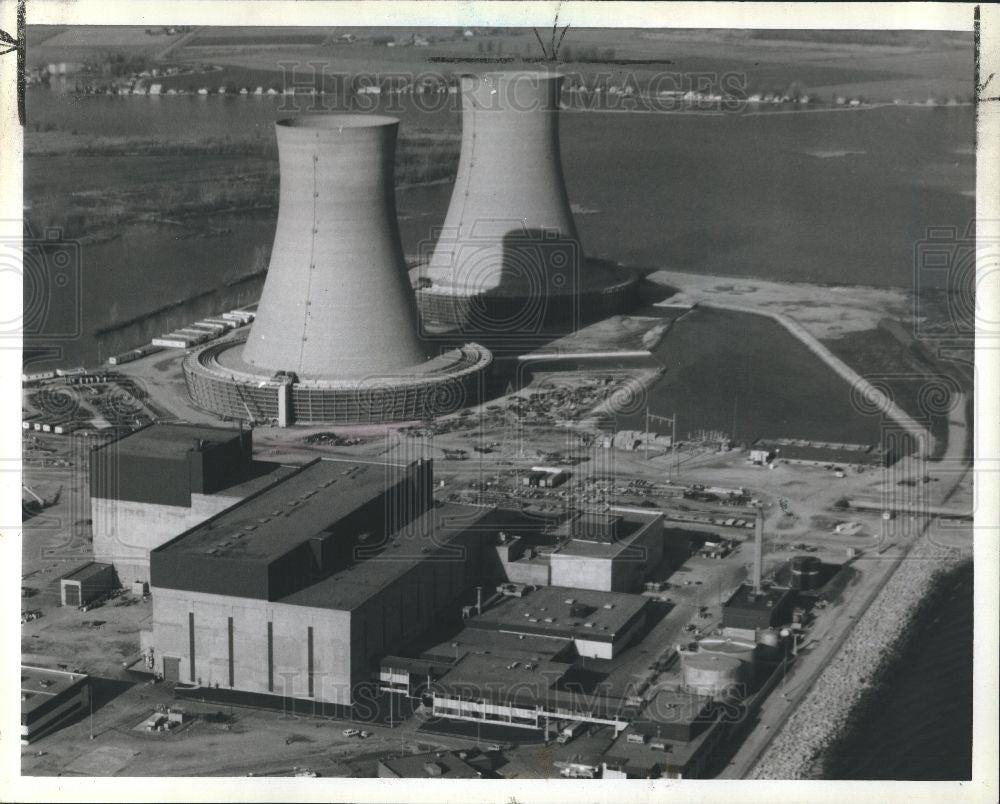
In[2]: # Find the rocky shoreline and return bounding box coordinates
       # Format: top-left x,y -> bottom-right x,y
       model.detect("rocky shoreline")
752,534 -> 972,779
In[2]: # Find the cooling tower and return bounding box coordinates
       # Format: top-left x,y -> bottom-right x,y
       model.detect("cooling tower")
414,72 -> 637,334
243,116 -> 424,378
427,71 -> 580,295
184,114 -> 492,426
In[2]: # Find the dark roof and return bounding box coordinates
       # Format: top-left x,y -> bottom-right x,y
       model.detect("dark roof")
154,458 -> 408,563
379,751 -> 480,779
94,423 -> 246,458
724,583 -> 794,613
62,562 -> 113,583
280,503 -> 492,611
467,586 -> 649,643
603,707 -> 725,775
755,438 -> 880,465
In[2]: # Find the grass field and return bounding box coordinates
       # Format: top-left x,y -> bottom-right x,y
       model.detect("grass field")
26,25 -> 973,101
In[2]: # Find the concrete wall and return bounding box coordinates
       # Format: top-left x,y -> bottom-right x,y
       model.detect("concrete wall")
351,531 -> 485,682
551,516 -> 664,594
151,526 -> 486,705
574,637 -> 614,660
92,493 -> 242,584
151,586 -> 354,705
550,553 -> 613,592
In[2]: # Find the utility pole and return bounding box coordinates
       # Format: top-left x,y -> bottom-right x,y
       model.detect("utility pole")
89,689 -> 95,740
672,413 -> 678,480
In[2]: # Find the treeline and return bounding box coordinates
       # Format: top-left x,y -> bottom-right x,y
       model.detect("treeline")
746,30 -> 967,48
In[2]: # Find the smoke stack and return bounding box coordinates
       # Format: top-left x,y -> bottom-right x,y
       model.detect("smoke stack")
243,115 -> 425,378
427,71 -> 581,296
753,507 -> 764,595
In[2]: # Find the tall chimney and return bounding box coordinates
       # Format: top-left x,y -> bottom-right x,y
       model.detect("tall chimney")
243,115 -> 425,378
753,507 -> 764,595
427,71 -> 581,297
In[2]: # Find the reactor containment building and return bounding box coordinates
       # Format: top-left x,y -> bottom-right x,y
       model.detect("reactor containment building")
184,114 -> 492,426
413,71 -> 637,335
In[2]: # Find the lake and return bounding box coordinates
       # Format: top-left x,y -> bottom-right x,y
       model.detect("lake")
24,88 -> 974,370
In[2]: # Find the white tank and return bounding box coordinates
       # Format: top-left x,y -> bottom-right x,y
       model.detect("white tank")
682,653 -> 743,700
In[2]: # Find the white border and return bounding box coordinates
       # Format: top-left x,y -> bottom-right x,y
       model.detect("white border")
2,3 -> 996,803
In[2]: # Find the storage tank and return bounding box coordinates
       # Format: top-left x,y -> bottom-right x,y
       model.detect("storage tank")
682,653 -> 743,700
790,555 -> 822,591
243,115 -> 425,378
697,637 -> 757,685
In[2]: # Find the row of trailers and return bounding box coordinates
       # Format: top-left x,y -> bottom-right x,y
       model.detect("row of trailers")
152,309 -> 255,349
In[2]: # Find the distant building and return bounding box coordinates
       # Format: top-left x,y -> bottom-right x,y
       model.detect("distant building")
754,438 -> 886,467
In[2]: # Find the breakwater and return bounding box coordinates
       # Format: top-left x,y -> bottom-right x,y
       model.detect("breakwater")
751,532 -> 972,779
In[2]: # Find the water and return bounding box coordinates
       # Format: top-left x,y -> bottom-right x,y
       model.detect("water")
821,560 -> 973,780
612,306 -> 885,445
23,89 -> 974,371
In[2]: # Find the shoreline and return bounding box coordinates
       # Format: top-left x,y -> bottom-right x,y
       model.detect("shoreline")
814,557 -> 973,779
751,520 -> 973,779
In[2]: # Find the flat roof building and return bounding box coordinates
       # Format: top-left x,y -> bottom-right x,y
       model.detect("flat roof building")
89,423 -> 292,584
465,585 -> 649,660
20,666 -> 90,745
150,458 -> 495,706
549,510 -> 666,593
722,584 -> 796,631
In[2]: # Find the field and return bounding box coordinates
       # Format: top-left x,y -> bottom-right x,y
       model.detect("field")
27,25 -> 974,102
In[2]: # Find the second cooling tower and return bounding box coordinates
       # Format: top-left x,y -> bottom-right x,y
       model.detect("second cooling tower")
415,71 -> 637,335
183,114 -> 492,426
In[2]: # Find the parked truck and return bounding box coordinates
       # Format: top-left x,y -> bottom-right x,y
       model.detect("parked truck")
557,721 -> 586,745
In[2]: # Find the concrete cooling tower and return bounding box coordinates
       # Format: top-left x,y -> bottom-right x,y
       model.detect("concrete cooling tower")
243,116 -> 425,378
184,114 -> 491,427
414,71 -> 637,336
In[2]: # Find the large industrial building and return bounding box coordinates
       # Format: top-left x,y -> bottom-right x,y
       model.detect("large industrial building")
413,71 -> 637,334
148,457 -> 493,704
184,114 -> 491,426
89,423 -> 293,585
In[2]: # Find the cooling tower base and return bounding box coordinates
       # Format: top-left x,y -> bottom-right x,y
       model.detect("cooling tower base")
412,260 -> 639,334
183,334 -> 492,426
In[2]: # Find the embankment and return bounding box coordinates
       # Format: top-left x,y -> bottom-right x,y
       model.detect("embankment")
699,301 -> 932,456
751,528 -> 972,779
